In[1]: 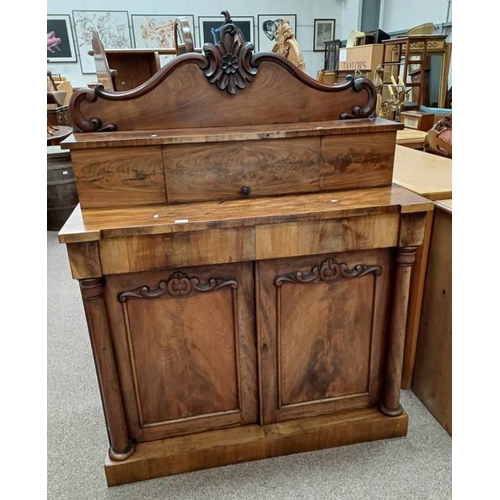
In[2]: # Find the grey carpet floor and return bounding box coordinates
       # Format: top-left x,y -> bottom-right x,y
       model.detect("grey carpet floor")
47,231 -> 452,500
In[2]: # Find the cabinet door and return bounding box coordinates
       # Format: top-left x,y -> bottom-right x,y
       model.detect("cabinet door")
257,250 -> 392,424
105,262 -> 258,442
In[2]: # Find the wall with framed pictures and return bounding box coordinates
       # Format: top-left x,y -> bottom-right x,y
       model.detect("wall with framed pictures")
46,1 -> 346,88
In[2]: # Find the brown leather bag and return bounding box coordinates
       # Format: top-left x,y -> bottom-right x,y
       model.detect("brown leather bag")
425,114 -> 452,158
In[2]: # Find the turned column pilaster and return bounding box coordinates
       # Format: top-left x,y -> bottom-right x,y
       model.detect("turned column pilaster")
380,246 -> 417,417
80,278 -> 135,460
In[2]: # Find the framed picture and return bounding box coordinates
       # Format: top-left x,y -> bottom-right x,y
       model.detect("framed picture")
313,19 -> 336,52
72,10 -> 132,74
131,14 -> 196,49
199,16 -> 254,47
257,15 -> 296,52
47,15 -> 77,62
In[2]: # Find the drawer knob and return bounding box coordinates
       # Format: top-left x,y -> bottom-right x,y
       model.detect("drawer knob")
241,186 -> 251,195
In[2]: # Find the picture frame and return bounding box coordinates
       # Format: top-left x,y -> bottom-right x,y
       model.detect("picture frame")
47,15 -> 77,62
131,14 -> 196,49
72,10 -> 132,74
257,15 -> 297,52
198,16 -> 254,47
313,19 -> 336,52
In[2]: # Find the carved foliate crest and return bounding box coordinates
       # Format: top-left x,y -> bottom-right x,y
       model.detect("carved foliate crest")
203,11 -> 258,94
118,271 -> 238,301
275,258 -> 381,287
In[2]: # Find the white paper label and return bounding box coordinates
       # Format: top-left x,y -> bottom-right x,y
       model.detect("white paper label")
339,49 -> 347,62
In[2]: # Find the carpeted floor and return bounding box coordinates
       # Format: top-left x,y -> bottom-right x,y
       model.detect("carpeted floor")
47,230 -> 452,500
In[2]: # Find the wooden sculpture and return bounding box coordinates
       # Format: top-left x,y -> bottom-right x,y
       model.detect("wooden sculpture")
59,11 -> 432,487
271,18 -> 305,71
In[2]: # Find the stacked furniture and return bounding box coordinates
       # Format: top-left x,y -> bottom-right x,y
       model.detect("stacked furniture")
58,13 -> 433,487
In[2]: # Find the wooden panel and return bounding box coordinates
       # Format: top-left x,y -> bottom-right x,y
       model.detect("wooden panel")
163,138 -> 321,203
320,132 -> 396,190
255,214 -> 400,260
401,210 -> 434,388
66,241 -> 102,279
104,408 -> 408,486
125,291 -> 239,422
258,249 -> 391,424
398,211 -> 428,247
105,262 -> 258,441
106,52 -> 160,91
280,277 -> 373,404
99,228 -> 255,274
412,205 -> 452,435
70,146 -> 166,209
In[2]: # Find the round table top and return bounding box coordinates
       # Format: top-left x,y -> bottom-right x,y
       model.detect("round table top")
47,125 -> 73,146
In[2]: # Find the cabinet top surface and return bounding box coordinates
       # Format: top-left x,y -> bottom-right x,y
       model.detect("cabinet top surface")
58,185 -> 433,244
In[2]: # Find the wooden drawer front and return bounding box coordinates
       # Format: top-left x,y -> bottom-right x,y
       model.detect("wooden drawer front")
163,133 -> 395,203
71,146 -> 166,208
163,138 -> 321,203
320,132 -> 395,191
258,249 -> 391,424
105,262 -> 258,442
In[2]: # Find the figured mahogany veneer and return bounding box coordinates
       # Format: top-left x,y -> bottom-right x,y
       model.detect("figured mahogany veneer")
59,12 -> 432,487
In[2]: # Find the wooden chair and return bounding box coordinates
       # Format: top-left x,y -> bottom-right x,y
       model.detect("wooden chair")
174,17 -> 195,54
272,18 -> 305,71
91,30 -> 117,91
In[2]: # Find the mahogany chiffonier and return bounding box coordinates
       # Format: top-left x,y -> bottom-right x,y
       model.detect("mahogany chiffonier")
58,13 -> 433,487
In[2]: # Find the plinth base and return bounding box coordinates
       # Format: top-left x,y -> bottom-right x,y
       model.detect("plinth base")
104,406 -> 408,486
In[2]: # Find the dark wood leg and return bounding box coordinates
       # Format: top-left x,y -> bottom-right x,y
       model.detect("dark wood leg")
80,278 -> 135,460
380,246 -> 417,416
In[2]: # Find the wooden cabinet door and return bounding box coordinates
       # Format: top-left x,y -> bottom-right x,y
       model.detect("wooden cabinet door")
105,262 -> 258,442
257,250 -> 392,424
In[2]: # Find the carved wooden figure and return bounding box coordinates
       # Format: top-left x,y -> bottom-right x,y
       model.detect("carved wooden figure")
59,11 -> 433,487
272,18 -> 305,71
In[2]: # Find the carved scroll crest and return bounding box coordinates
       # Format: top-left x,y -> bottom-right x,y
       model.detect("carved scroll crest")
119,271 -> 238,301
202,10 -> 258,94
275,258 -> 381,287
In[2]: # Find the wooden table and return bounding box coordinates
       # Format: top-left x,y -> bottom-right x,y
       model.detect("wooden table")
393,145 -> 452,201
392,145 -> 452,388
396,129 -> 428,150
412,198 -> 452,435
47,125 -> 73,146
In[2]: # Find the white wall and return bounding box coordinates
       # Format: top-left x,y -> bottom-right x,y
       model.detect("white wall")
379,0 -> 451,33
47,1 -> 452,87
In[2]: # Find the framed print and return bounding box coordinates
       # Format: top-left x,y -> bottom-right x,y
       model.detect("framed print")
257,15 -> 296,52
199,16 -> 254,47
72,10 -> 132,74
131,15 -> 196,49
313,19 -> 336,52
47,15 -> 77,62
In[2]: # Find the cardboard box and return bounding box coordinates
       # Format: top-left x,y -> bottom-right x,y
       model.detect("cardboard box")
338,44 -> 384,72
